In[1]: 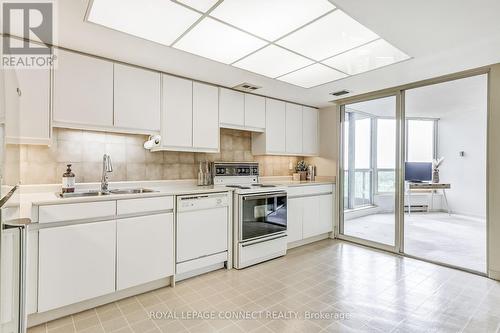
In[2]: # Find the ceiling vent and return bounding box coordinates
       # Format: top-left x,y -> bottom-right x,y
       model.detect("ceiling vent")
233,83 -> 262,92
330,89 -> 351,97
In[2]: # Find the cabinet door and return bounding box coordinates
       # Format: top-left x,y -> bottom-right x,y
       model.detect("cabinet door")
219,88 -> 244,128
303,106 -> 319,155
318,194 -> 334,234
38,220 -> 116,312
302,196 -> 321,239
162,74 -> 193,148
244,94 -> 265,130
114,63 -> 160,133
117,213 -> 174,290
4,67 -> 51,144
193,82 -> 219,150
287,198 -> 303,243
265,99 -> 286,153
285,103 -> 303,154
53,49 -> 113,128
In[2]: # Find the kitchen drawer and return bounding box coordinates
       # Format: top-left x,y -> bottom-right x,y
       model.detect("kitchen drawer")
38,201 -> 116,223
301,184 -> 334,196
286,187 -> 304,197
116,196 -> 174,215
239,234 -> 287,268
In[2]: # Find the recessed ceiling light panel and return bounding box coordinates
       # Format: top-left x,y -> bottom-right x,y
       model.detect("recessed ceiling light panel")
233,45 -> 313,78
210,0 -> 334,41
174,18 -> 267,64
277,10 -> 379,61
278,63 -> 347,88
87,0 -> 201,46
322,39 -> 410,75
176,0 -> 219,13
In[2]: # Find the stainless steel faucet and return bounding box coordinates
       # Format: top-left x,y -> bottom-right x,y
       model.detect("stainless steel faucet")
101,154 -> 113,193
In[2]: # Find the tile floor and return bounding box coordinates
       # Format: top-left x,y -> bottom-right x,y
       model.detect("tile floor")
344,212 -> 486,272
29,239 -> 500,333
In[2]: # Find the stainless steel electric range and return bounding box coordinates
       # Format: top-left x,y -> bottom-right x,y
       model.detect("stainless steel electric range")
212,162 -> 288,269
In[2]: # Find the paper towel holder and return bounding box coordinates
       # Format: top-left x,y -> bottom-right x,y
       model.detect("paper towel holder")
143,135 -> 161,149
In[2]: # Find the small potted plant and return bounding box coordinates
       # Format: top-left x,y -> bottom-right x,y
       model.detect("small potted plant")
295,160 -> 308,181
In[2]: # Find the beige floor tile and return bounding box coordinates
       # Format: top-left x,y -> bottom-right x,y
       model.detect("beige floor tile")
47,316 -> 73,330
47,323 -> 76,333
101,317 -> 129,332
74,316 -> 100,332
129,320 -> 157,333
32,240 -> 498,333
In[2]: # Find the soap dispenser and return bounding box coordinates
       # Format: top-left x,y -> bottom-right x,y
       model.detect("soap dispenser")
62,164 -> 76,193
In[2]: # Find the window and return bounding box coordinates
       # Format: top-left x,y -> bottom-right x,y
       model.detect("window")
376,118 -> 396,192
407,120 -> 435,162
376,119 -> 396,169
354,117 -> 371,169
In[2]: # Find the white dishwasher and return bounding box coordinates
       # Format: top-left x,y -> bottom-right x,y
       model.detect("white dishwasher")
176,192 -> 230,278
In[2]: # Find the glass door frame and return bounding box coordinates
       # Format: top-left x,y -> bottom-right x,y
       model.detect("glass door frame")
337,91 -> 404,254
335,69 -> 490,276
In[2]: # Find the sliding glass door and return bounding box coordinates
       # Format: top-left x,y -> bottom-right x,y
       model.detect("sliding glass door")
338,74 -> 488,274
403,74 -> 488,273
339,95 -> 399,248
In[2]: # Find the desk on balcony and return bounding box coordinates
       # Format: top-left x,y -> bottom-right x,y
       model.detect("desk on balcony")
406,182 -> 451,215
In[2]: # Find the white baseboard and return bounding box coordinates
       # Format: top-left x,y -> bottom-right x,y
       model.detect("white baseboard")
287,233 -> 330,249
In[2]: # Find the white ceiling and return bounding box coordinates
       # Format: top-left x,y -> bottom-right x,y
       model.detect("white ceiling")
7,0 -> 499,108
347,74 -> 488,118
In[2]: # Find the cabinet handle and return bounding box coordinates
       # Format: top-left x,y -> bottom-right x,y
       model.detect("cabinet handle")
16,88 -> 21,97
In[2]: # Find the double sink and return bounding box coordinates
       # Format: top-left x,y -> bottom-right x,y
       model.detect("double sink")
59,188 -> 157,198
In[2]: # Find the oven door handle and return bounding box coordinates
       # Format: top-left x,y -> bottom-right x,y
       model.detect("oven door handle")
241,234 -> 287,247
242,193 -> 286,201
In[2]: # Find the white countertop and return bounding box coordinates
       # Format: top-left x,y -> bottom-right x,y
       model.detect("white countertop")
5,177 -> 335,219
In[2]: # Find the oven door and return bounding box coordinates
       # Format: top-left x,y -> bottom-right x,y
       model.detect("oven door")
240,192 -> 287,242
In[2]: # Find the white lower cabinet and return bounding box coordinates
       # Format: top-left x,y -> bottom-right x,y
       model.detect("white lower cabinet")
117,213 -> 174,290
287,185 -> 335,244
303,194 -> 333,239
287,197 -> 303,243
38,220 -> 116,312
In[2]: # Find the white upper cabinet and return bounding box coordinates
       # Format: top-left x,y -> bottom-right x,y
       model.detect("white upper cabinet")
113,63 -> 161,133
302,106 -> 319,156
265,98 -> 286,153
161,74 -> 193,148
253,99 -> 319,156
252,98 -> 286,154
4,67 -> 51,145
157,75 -> 219,152
285,103 -> 303,154
53,49 -> 113,129
220,89 -> 266,132
193,82 -> 219,150
244,94 -> 266,131
219,88 -> 244,128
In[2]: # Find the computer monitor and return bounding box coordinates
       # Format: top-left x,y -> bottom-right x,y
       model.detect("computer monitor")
405,162 -> 432,182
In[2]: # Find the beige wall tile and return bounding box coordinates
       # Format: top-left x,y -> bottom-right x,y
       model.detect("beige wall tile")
126,145 -> 146,163
145,164 -> 163,180
82,141 -> 105,163
13,128 -> 299,184
126,163 -> 146,181
105,143 -> 126,163
81,162 -> 101,183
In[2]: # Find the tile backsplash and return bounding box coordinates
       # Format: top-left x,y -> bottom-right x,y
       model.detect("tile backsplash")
5,128 -> 301,185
